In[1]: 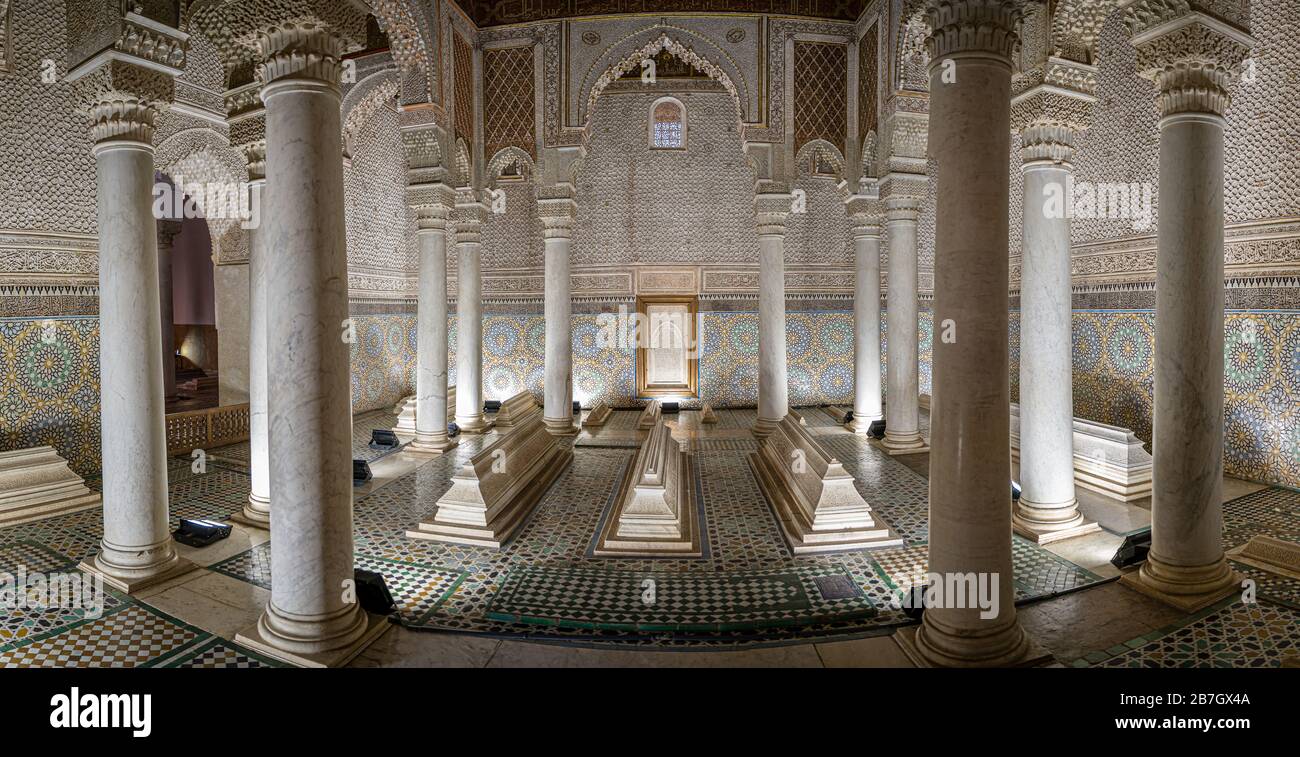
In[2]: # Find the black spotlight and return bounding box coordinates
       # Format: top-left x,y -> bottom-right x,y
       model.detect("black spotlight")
353,569 -> 397,616
868,419 -> 886,438
1011,479 -> 1022,501
843,409 -> 854,423
1111,529 -> 1152,569
369,428 -> 399,449
173,518 -> 232,548
484,399 -> 502,412
352,459 -> 373,486
662,401 -> 680,414
573,400 -> 582,413
447,422 -> 460,437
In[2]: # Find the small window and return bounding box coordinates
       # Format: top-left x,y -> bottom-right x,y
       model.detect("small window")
650,98 -> 685,149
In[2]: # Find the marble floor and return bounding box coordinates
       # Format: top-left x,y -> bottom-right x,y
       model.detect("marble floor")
1,407 -> 1296,668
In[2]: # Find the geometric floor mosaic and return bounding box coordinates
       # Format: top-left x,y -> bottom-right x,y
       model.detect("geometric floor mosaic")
198,409 -> 1116,647
1072,598 -> 1300,668
5,406 -> 1297,659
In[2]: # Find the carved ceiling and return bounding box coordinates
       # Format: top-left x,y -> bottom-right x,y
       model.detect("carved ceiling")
448,0 -> 868,28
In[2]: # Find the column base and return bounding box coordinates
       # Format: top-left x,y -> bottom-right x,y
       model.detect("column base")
543,416 -> 579,436
1012,498 -> 1101,545
227,493 -> 271,529
406,434 -> 458,458
846,414 -> 882,435
878,431 -> 929,455
1119,552 -> 1241,613
893,622 -> 1054,668
234,601 -> 391,669
456,414 -> 494,434
751,416 -> 782,439
78,546 -> 197,595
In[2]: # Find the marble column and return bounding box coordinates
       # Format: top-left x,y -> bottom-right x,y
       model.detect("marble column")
157,219 -> 182,401
408,184 -> 456,455
900,0 -> 1030,667
1013,122 -> 1097,543
753,192 -> 790,438
240,147 -> 271,525
540,194 -> 578,435
454,197 -> 490,432
234,22 -> 383,667
847,196 -> 883,433
79,94 -> 194,593
1119,2 -> 1254,612
882,196 -> 926,452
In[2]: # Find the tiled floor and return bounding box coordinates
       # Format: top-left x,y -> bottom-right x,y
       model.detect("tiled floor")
2,405 -> 1297,667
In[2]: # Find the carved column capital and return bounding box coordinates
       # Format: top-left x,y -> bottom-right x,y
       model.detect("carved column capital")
255,21 -> 348,89
453,194 -> 489,246
886,196 -> 923,223
537,193 -> 578,240
925,0 -> 1025,62
408,182 -> 456,234
846,195 -> 885,237
1011,74 -> 1095,165
1121,3 -> 1255,118
754,192 -> 792,237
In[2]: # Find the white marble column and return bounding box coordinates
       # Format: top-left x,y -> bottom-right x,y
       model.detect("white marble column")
847,196 -> 883,433
408,183 -> 456,455
900,0 -> 1030,667
1013,122 -> 1097,543
882,196 -> 925,452
1119,2 -> 1254,612
80,94 -> 194,593
540,194 -> 578,435
234,21 -> 383,667
157,219 -> 182,401
240,147 -> 271,525
454,197 -> 490,432
753,192 -> 790,438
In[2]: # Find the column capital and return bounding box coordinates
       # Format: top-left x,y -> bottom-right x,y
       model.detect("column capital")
71,61 -> 178,146
1011,76 -> 1095,165
886,196 -> 922,223
1120,3 -> 1255,118
846,195 -> 885,236
409,182 -> 456,234
924,0 -> 1024,63
538,190 -> 578,240
157,219 -> 184,249
454,194 -> 489,245
754,192 -> 792,237
255,21 -> 349,90
238,140 -> 267,182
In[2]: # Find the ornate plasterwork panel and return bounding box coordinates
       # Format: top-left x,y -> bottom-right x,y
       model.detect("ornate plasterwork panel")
858,20 -> 879,142
154,127 -> 251,263
452,28 -> 474,147
483,44 -> 535,160
793,40 -> 848,155
1,0 -> 13,73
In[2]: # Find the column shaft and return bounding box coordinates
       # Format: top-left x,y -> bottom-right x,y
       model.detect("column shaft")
1014,145 -> 1094,541
157,223 -> 180,401
410,223 -> 455,453
84,124 -> 192,591
543,232 -> 575,433
455,207 -> 488,431
883,200 -> 924,451
851,221 -> 883,431
244,178 -> 271,523
753,194 -> 789,438
912,0 -> 1028,666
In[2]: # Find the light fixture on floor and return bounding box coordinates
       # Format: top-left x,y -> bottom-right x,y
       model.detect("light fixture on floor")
1111,529 -> 1152,569
1011,479 -> 1022,501
868,419 -> 885,438
447,422 -> 460,437
352,459 -> 372,486
484,399 -> 502,412
354,568 -> 397,616
369,428 -> 399,449
662,401 -> 680,414
173,518 -> 232,548
573,400 -> 582,413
